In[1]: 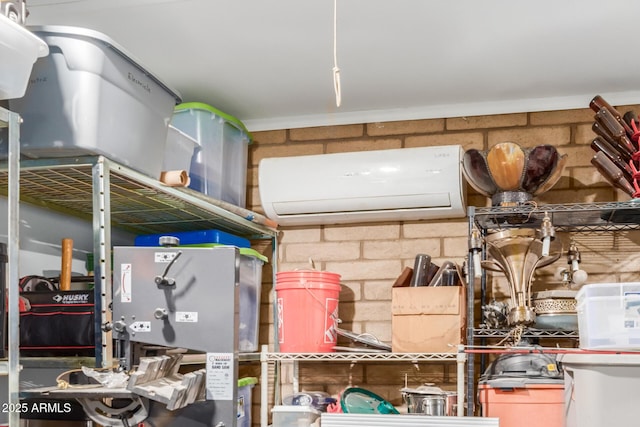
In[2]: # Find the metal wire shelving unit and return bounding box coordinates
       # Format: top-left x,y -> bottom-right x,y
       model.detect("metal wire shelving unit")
0,155 -> 277,370
258,346 -> 467,427
466,201 -> 640,415
472,328 -> 579,338
471,201 -> 640,233
264,352 -> 460,362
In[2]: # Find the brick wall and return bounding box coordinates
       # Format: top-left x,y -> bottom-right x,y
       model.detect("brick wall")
241,105 -> 640,420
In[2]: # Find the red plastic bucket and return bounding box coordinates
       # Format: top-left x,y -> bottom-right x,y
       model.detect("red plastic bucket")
275,270 -> 341,353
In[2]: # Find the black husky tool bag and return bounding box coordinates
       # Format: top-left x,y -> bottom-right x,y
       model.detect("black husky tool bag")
19,289 -> 95,356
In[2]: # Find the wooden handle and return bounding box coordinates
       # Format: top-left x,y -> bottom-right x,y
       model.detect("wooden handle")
590,95 -> 633,136
60,238 -> 73,291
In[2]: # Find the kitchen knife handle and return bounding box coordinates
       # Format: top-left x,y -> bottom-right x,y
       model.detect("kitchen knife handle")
590,137 -> 634,182
595,109 -> 637,155
591,152 -> 635,196
595,107 -> 626,139
592,122 -> 632,160
592,122 -> 634,162
590,95 -> 634,136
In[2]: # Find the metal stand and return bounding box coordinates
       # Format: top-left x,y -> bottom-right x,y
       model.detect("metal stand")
0,154 -> 277,426
1,106 -> 21,427
466,201 -> 640,415
259,346 -> 467,427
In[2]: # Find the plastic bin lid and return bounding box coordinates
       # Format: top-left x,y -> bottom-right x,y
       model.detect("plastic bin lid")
558,353 -> 640,365
239,247 -> 268,263
271,405 -> 321,414
180,244 -> 268,263
238,377 -> 258,387
28,25 -> 182,104
174,102 -> 252,142
134,229 -> 250,248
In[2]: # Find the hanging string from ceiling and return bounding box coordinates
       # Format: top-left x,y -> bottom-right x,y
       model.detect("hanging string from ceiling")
332,0 -> 341,107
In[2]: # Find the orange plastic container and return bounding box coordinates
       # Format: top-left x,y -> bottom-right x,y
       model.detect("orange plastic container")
275,270 -> 341,353
478,382 -> 564,427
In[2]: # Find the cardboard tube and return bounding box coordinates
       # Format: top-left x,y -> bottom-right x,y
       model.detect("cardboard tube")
60,238 -> 73,291
160,170 -> 190,187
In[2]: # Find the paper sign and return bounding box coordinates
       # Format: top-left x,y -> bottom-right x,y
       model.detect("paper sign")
206,353 -> 234,400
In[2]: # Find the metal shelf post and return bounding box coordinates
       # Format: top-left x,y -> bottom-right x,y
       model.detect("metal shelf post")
1,106 -> 21,427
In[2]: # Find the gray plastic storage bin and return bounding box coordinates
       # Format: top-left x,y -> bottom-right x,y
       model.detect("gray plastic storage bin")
170,102 -> 251,207
9,26 -> 181,178
558,353 -> 640,427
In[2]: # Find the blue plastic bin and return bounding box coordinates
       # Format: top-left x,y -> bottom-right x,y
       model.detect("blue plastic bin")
134,229 -> 249,248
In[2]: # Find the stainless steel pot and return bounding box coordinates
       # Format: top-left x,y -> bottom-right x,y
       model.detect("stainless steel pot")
400,384 -> 456,416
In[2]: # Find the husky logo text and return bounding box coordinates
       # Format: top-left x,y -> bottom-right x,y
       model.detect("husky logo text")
52,294 -> 90,304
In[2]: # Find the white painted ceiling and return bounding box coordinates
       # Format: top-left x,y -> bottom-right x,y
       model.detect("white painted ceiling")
26,0 -> 640,131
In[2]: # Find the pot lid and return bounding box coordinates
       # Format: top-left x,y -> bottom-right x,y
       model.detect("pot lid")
336,328 -> 391,351
400,383 -> 444,395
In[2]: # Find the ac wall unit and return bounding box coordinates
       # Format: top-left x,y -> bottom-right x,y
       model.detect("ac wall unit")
258,145 -> 467,226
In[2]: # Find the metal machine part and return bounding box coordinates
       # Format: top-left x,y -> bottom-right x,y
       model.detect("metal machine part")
112,245 -> 241,427
77,395 -> 149,427
538,212 -> 555,257
469,225 -> 483,279
555,241 -> 588,287
481,352 -> 563,381
481,299 -> 509,329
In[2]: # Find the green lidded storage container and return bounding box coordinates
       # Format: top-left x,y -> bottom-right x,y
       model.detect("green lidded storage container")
170,102 -> 252,207
238,377 -> 258,427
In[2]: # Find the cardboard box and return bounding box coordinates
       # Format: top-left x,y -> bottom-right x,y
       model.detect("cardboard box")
391,286 -> 466,353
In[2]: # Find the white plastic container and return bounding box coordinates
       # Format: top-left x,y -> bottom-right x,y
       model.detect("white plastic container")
271,405 -> 321,427
238,248 -> 267,352
170,102 -> 251,207
558,353 -> 640,427
0,14 -> 48,100
163,125 -> 198,172
9,25 -> 181,178
575,282 -> 640,350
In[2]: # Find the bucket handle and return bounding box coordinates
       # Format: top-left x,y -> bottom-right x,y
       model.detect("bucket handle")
298,278 -> 342,325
